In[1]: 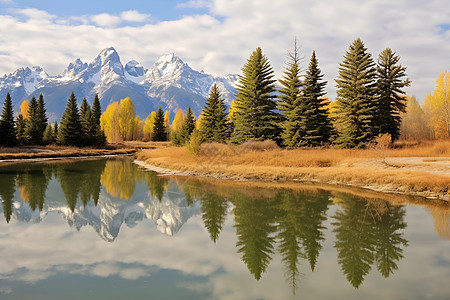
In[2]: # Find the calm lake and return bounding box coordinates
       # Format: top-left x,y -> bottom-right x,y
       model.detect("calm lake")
0,157 -> 448,299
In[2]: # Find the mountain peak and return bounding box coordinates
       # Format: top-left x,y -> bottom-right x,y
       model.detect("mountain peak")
150,53 -> 187,79
0,47 -> 237,122
59,58 -> 88,79
155,53 -> 177,64
95,46 -> 120,65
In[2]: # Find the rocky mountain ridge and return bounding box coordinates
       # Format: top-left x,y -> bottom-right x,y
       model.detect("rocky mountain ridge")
0,47 -> 238,121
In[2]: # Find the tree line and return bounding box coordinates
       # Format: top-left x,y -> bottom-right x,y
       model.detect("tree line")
98,38 -> 413,148
2,37 -> 448,148
0,91 -> 105,147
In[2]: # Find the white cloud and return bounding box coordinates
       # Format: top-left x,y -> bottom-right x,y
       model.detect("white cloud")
8,8 -> 56,21
0,0 -> 449,101
90,13 -> 121,27
120,10 -> 151,23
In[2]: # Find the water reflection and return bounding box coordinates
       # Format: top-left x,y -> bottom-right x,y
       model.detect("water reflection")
332,194 -> 408,288
0,157 -> 448,297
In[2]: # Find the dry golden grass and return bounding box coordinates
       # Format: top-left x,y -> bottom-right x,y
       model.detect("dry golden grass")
0,145 -> 136,160
136,140 -> 450,201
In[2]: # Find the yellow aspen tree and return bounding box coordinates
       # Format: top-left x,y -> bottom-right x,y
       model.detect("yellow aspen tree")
423,71 -> 450,139
143,111 -> 156,141
227,100 -> 239,124
164,110 -> 170,138
100,101 -> 121,143
172,109 -> 184,133
118,97 -> 136,141
400,96 -> 431,140
196,112 -> 204,130
20,100 -> 30,119
133,116 -> 143,140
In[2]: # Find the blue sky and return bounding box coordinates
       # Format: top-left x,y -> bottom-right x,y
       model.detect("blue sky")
0,0 -> 449,102
0,0 -> 209,21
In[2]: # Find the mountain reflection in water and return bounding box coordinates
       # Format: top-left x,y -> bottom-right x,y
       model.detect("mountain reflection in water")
0,157 -> 448,299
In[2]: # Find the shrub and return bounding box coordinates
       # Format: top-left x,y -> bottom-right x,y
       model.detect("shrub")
186,129 -> 203,155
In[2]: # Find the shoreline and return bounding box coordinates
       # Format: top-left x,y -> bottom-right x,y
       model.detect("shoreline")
133,156 -> 450,202
0,148 -> 136,163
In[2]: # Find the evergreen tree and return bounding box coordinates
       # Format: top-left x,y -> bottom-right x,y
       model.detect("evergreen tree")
376,48 -> 411,141
43,123 -> 54,144
80,97 -> 92,145
0,93 -> 17,146
179,106 -> 196,144
36,93 -> 48,144
15,113 -> 26,144
199,83 -> 229,142
57,92 -> 82,146
231,47 -> 279,144
53,122 -> 58,142
277,40 -> 305,147
334,38 -> 378,148
90,95 -> 106,146
24,96 -> 40,144
300,51 -> 332,146
91,94 -> 102,128
152,107 -> 167,141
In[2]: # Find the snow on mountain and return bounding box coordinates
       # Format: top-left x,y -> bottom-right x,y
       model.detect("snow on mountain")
0,66 -> 48,105
56,58 -> 88,82
0,47 -> 238,121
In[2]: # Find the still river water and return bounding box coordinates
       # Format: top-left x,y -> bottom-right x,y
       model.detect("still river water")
0,157 -> 448,300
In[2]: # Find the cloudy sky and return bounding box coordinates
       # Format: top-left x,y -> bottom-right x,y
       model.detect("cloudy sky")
0,0 -> 449,102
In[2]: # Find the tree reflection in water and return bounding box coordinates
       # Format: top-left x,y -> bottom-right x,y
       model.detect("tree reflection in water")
2,157 -> 447,294
332,194 -> 408,288
183,179 -> 410,293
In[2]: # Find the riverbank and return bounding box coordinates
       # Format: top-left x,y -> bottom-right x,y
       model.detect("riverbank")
0,142 -> 170,162
135,141 -> 450,201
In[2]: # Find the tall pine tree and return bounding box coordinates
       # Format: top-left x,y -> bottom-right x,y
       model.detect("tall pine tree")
277,40 -> 304,147
300,51 -> 332,146
231,47 -> 279,144
24,96 -> 40,144
334,38 -> 378,148
90,94 -> 106,146
80,97 -> 92,145
152,107 -> 167,141
57,92 -> 82,146
36,93 -> 48,144
0,93 -> 17,146
199,83 -> 229,142
376,48 -> 411,141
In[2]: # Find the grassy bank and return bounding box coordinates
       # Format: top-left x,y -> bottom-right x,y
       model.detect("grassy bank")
136,140 -> 450,201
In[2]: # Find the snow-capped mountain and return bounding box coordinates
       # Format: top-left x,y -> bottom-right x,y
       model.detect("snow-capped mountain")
0,66 -> 48,105
0,47 -> 238,121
